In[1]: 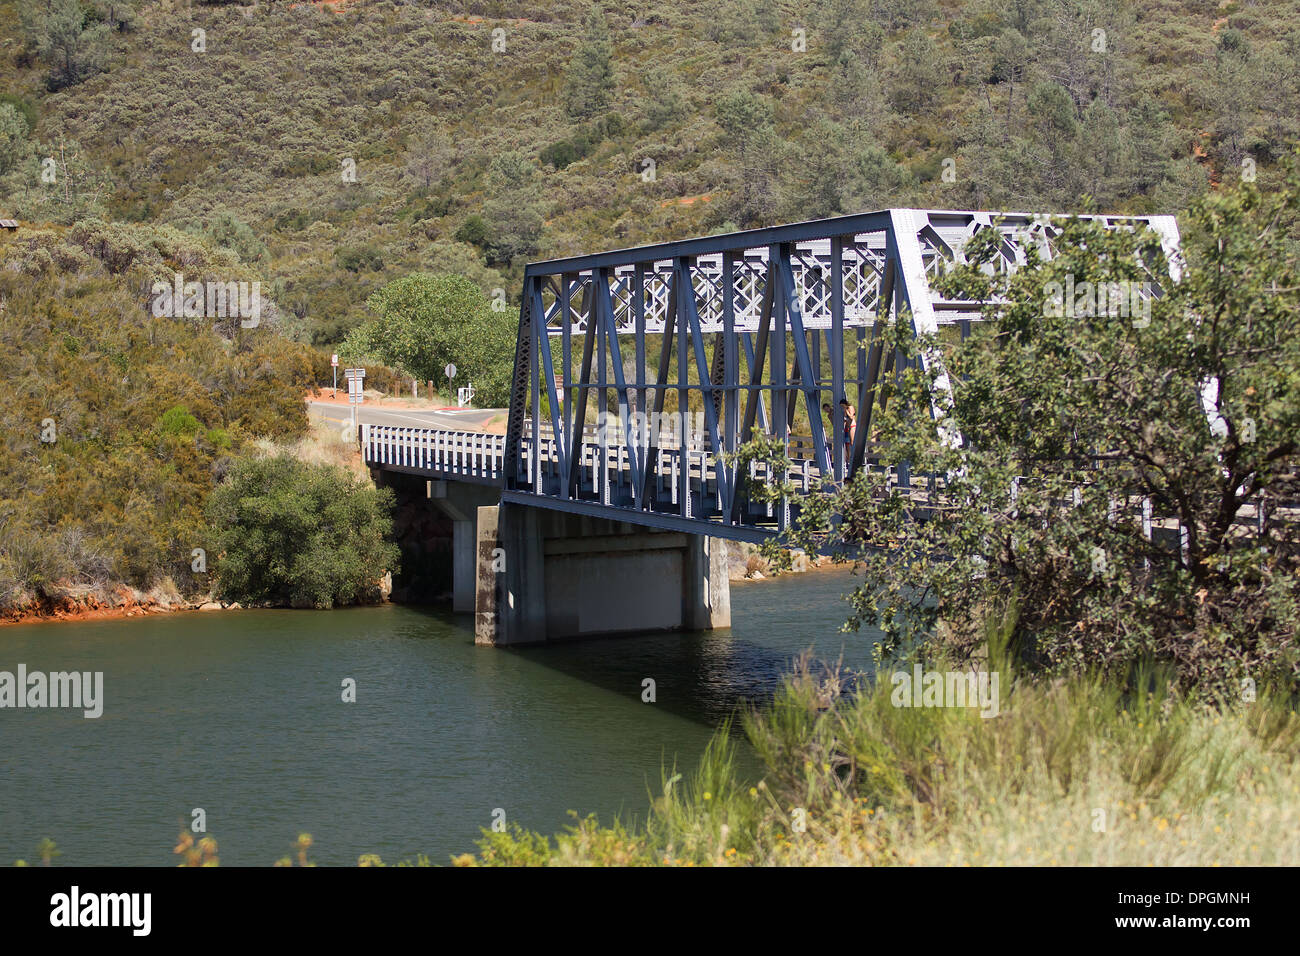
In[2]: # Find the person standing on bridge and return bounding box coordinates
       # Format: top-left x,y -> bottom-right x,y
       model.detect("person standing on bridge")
838,398 -> 856,464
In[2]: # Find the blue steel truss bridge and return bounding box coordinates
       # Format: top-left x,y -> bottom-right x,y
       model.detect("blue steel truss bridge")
364,207 -> 1182,546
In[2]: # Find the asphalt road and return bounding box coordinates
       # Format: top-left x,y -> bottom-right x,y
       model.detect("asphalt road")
307,400 -> 502,432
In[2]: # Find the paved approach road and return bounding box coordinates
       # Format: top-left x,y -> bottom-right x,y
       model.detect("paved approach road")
308,400 -> 502,432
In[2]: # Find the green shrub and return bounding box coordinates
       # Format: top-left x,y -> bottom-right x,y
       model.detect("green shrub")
206,456 -> 399,609
453,214 -> 489,249
205,428 -> 232,449
336,244 -> 385,273
157,405 -> 201,437
473,651 -> 1300,866
539,140 -> 579,170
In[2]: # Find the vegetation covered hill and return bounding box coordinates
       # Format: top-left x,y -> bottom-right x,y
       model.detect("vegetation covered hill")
1,0 -> 1297,613
2,0 -> 1298,344
0,220 -> 318,611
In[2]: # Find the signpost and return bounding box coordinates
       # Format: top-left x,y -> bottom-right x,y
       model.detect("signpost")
344,367 -> 365,441
331,354 -> 338,397
444,363 -> 456,403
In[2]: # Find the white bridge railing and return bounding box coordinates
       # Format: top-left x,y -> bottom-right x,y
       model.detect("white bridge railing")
363,423 -> 508,480
361,421 -> 842,520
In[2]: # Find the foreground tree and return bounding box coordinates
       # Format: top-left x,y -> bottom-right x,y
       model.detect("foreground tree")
776,164 -> 1300,695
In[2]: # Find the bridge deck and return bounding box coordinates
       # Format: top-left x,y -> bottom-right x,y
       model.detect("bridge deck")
362,420 -> 849,539
363,421 -> 1296,546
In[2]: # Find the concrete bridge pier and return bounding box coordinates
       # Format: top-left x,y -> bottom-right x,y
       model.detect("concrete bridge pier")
475,503 -> 731,646
425,479 -> 499,612
373,470 -> 500,610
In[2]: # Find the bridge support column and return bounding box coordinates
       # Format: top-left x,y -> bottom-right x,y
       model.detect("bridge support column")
475,503 -> 547,645
424,479 -> 501,613
451,519 -> 476,613
684,534 -> 731,631
475,503 -> 731,646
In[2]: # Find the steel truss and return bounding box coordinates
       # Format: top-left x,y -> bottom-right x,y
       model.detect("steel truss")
502,208 -> 1182,539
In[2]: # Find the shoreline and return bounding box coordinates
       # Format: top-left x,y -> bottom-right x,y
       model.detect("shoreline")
1,547 -> 852,630
0,587 -> 239,632
2,556 -> 852,632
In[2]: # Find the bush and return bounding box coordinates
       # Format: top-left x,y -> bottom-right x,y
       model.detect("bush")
539,140 -> 579,170
157,405 -> 201,437
206,456 -> 399,609
453,214 -> 489,249
472,651 -> 1300,866
336,244 -> 385,273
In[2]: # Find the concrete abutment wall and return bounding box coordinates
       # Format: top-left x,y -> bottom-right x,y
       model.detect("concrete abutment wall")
474,502 -> 731,646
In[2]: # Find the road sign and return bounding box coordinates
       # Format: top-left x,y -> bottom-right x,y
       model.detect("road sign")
445,363 -> 456,380
331,354 -> 338,367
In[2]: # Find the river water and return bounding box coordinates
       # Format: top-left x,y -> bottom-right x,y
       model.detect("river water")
0,568 -> 875,866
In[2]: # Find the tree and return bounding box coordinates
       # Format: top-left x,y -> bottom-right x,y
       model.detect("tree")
563,7 -> 615,119
207,456 -> 399,609
1199,28 -> 1256,174
819,0 -> 871,64
1023,80 -> 1082,204
887,29 -> 944,113
343,273 -> 516,407
480,151 -> 544,264
20,0 -> 109,90
783,118 -> 912,218
12,139 -> 110,224
870,0 -> 925,32
776,167 -> 1300,695
200,209 -> 268,265
641,65 -> 687,131
454,214 -> 489,249
0,104 -> 31,175
705,0 -> 758,45
715,89 -> 782,226
404,128 -> 452,193
715,88 -> 774,141
1075,98 -> 1136,208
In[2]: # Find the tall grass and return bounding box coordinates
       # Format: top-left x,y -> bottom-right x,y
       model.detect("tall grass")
473,633 -> 1300,866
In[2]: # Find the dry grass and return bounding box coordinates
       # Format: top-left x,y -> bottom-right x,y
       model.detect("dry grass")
252,420 -> 368,477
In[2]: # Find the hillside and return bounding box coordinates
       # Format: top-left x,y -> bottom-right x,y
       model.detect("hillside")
1,0 -> 1298,614
1,0 -> 1297,344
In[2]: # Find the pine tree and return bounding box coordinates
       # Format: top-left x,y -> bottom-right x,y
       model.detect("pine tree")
564,7 -> 616,119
